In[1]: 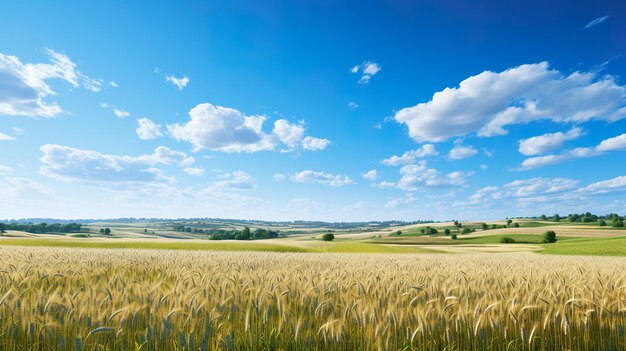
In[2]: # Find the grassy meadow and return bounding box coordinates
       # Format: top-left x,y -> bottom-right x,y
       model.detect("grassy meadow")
1,247 -> 625,350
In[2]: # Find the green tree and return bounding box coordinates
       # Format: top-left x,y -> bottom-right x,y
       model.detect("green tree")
514,223 -> 520,228
598,219 -> 607,227
322,233 -> 335,241
396,230 -> 402,235
0,223 -> 5,235
104,228 -> 111,236
552,214 -> 560,222
613,220 -> 624,228
453,220 -> 459,227
451,234 -> 458,240
481,223 -> 488,230
507,219 -> 513,226
542,230 -> 557,243
444,229 -> 451,235
540,214 -> 547,221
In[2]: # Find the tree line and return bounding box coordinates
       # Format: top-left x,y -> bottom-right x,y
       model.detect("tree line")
537,212 -> 624,227
174,225 -> 280,240
0,222 -> 83,235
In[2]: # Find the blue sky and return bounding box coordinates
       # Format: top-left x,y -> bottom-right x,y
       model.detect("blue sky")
1,0 -> 625,221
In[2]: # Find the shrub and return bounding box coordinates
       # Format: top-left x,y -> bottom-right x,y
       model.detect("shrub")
461,227 -> 473,235
500,237 -> 516,244
482,223 -> 488,230
451,234 -> 458,240
444,229 -> 451,235
613,220 -> 624,228
396,230 -> 402,235
322,233 -> 335,241
513,223 -> 520,228
598,219 -> 606,227
543,230 -> 557,243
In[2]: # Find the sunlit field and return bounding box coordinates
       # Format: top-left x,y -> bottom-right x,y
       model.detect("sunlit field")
1,247 -> 625,350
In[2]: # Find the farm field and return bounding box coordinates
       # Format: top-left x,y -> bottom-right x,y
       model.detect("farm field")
0,247 -> 625,350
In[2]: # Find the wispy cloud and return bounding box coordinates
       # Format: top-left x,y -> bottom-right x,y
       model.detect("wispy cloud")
584,16 -> 609,30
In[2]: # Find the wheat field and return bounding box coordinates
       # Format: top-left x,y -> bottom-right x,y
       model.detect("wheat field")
0,247 -> 625,350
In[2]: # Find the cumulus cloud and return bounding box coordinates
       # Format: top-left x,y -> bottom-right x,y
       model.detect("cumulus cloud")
351,61 -> 381,84
0,132 -> 15,141
519,132 -> 626,169
382,144 -> 438,166
461,175 -> 626,212
596,133 -> 626,152
113,108 -> 130,118
301,136 -> 330,151
136,118 -> 163,140
361,169 -> 379,181
448,144 -> 478,160
395,62 -> 626,142
273,119 -> 304,148
213,171 -> 256,190
394,161 -> 467,191
168,103 -> 329,153
518,127 -> 583,156
39,144 -> 193,185
465,177 -> 579,205
166,75 -> 189,90
290,170 -> 354,187
184,167 -> 205,176
0,48 -> 101,118
584,16 -> 609,30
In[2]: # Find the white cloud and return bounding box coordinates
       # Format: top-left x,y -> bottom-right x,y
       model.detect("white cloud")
480,164 -> 488,170
12,127 -> 24,135
272,173 -> 286,181
448,144 -> 478,160
0,48 -> 101,118
596,133 -> 626,152
361,169 -> 379,181
351,61 -> 381,84
168,103 -> 328,153
395,62 -> 626,142
0,132 -> 15,141
519,132 -> 626,170
213,171 -> 255,190
382,144 -> 438,166
0,177 -> 54,200
109,81 -> 118,88
584,16 -> 609,29
166,75 -> 189,90
168,103 -> 274,153
348,101 -> 359,110
519,127 -> 583,156
396,161 -> 466,191
464,177 -> 579,206
184,167 -> 205,176
0,165 -> 13,174
39,144 -> 193,185
273,119 -> 304,148
136,118 -> 163,140
520,147 -> 598,170
578,175 -> 626,195
290,170 -> 354,187
113,108 -> 130,118
385,193 -> 415,208
301,136 -> 330,151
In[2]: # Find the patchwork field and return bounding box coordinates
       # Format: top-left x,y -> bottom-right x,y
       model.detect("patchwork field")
0,247 -> 625,350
